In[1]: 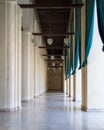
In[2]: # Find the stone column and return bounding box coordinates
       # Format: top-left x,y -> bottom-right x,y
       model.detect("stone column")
0,0 -> 22,111
62,66 -> 66,94
62,67 -> 64,92
81,0 -> 87,111
81,67 -> 87,111
72,6 -> 76,102
64,79 -> 67,95
73,74 -> 76,101
15,2 -> 22,109
71,75 -> 73,100
65,79 -> 68,95
69,77 -> 71,97
34,46 -> 39,96
67,78 -> 69,96
30,40 -> 35,98
21,31 -> 34,101
76,69 -> 81,101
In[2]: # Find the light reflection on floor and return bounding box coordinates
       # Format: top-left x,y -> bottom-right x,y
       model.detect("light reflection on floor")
0,93 -> 104,130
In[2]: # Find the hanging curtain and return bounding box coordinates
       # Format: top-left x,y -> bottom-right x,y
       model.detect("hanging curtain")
72,0 -> 81,74
79,36 -> 82,69
65,40 -> 72,79
69,14 -> 74,76
72,35 -> 79,74
65,45 -> 68,79
82,0 -> 95,67
64,46 -> 67,79
66,43 -> 71,78
64,14 -> 74,79
69,37 -> 73,75
96,0 -> 104,51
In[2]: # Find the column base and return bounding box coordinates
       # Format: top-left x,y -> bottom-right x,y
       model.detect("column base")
73,99 -> 76,102
17,106 -> 22,110
34,95 -> 39,98
81,105 -> 87,112
87,108 -> 104,112
0,106 -> 22,112
21,98 -> 33,102
34,94 -> 40,97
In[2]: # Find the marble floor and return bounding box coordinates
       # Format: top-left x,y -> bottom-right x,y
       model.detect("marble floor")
0,93 -> 104,130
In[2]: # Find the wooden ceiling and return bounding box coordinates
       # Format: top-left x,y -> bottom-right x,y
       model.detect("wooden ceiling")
19,0 -> 83,66
34,0 -> 73,56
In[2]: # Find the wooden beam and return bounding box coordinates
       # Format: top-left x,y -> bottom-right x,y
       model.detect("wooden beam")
46,61 -> 64,63
32,32 -> 75,36
38,46 -> 69,49
48,65 -> 63,68
19,3 -> 84,9
42,54 -> 65,56
45,59 -> 64,61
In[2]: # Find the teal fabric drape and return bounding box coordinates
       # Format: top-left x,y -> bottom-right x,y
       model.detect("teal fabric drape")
96,0 -> 104,51
65,15 -> 74,79
82,0 -> 95,67
66,42 -> 71,78
65,42 -> 72,79
69,36 -> 73,76
79,37 -> 82,69
65,45 -> 68,79
72,0 -> 81,74
73,35 -> 79,73
69,15 -> 74,76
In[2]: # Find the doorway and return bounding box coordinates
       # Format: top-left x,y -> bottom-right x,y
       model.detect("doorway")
48,67 -> 63,92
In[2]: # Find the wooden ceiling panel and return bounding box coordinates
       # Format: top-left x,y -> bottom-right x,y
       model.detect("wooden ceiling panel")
34,0 -> 72,55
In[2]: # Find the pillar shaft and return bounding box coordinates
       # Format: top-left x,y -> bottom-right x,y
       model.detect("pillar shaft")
65,79 -> 68,95
73,74 -> 76,101
69,77 -> 71,97
81,0 -> 87,111
67,78 -> 70,96
22,31 -> 34,101
5,1 -> 15,109
34,46 -> 39,96
31,41 -> 35,98
15,2 -> 22,108
0,1 -> 22,111
76,70 -> 81,101
81,67 -> 87,111
72,5 -> 76,102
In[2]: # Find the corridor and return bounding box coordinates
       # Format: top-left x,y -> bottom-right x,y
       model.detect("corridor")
0,93 -> 104,130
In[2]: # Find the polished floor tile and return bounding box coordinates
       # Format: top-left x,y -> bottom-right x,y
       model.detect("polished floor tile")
0,93 -> 104,130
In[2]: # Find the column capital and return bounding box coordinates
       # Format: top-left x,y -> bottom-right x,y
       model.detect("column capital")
0,0 -> 15,3
0,0 -> 16,3
1,0 -> 16,1
22,31 -> 32,35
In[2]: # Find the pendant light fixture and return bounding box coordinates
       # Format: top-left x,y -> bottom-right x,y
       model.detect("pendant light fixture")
64,37 -> 69,45
47,10 -> 53,45
47,38 -> 53,45
51,56 -> 54,60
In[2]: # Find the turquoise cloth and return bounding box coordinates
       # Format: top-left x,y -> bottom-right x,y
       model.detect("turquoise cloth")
96,0 -> 104,51
82,0 -> 95,67
72,0 -> 81,74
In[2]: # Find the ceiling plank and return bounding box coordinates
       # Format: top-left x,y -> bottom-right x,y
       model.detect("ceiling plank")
48,65 -> 63,68
38,46 -> 69,49
32,32 -> 75,36
46,61 -> 64,63
45,59 -> 64,61
19,3 -> 84,9
42,54 -> 65,56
